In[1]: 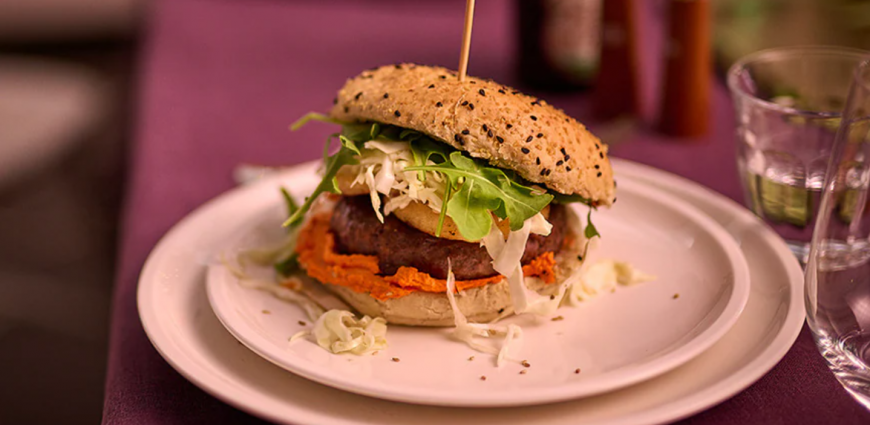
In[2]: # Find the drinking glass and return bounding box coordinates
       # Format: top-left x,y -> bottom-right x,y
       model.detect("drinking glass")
806,58 -> 870,409
728,47 -> 870,262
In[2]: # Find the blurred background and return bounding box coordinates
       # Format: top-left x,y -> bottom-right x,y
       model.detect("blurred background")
0,0 -> 868,424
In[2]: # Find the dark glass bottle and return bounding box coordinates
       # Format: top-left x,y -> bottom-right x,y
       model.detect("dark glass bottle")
517,0 -> 602,91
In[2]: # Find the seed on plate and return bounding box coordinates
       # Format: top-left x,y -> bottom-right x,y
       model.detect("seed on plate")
673,293 -> 680,299
519,370 -> 527,375
480,376 -> 487,381
392,357 -> 401,362
298,320 -> 307,326
575,368 -> 581,374
521,360 -> 531,368
468,356 -> 475,361
262,310 -> 271,315
551,316 -> 564,322
372,351 -> 379,356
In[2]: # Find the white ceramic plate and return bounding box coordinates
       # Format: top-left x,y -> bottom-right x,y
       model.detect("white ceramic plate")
204,168 -> 750,407
138,159 -> 804,424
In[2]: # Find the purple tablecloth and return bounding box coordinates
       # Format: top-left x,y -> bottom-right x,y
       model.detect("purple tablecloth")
103,0 -> 870,423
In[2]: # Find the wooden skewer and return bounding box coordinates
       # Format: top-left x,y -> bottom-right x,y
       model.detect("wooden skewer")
457,0 -> 475,81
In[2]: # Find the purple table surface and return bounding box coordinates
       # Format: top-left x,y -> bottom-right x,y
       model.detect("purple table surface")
103,0 -> 870,423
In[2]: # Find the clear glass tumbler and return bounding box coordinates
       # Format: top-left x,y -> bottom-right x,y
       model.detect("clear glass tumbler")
728,47 -> 870,262
806,58 -> 870,409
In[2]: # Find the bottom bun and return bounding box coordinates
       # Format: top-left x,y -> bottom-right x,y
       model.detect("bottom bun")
320,207 -> 585,327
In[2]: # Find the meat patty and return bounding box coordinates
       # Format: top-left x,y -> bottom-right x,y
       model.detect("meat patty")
329,196 -> 566,280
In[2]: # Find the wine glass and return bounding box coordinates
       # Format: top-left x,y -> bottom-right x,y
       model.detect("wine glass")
806,58 -> 870,409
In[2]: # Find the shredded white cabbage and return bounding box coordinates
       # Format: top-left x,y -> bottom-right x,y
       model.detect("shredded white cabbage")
480,215 -> 558,316
312,309 -> 388,355
445,261 -> 523,367
220,253 -> 325,321
567,260 -> 656,305
236,278 -> 325,322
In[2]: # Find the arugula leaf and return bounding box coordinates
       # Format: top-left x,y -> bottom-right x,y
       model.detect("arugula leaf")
280,187 -> 299,217
405,151 -> 553,240
436,180 -> 452,237
585,208 -> 600,239
282,139 -> 360,228
290,112 -> 347,131
274,253 -> 300,277
552,192 -> 593,205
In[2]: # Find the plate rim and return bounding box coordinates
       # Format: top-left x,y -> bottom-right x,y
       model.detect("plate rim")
136,158 -> 804,425
203,174 -> 751,407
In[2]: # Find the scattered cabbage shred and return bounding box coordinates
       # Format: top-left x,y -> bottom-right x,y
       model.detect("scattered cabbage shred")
567,260 -> 656,305
445,261 -> 523,367
312,310 -> 388,355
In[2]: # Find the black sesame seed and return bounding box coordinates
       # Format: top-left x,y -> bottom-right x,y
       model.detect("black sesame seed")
487,129 -> 494,138
454,134 -> 461,142
332,97 -> 338,105
469,103 -> 475,110
344,106 -> 349,113
560,147 -> 567,155
470,80 -> 476,84
496,136 -> 504,143
440,75 -> 447,79
531,100 -> 540,106
428,84 -> 435,89
597,172 -> 602,177
482,124 -> 488,132
536,133 -> 543,138
498,308 -> 505,314
394,64 -> 402,69
383,93 -> 389,99
556,160 -> 564,166
354,92 -> 362,100
461,129 -> 470,135
564,155 -> 571,161
594,164 -> 600,169
595,144 -> 600,149
547,169 -> 553,176
479,89 -> 486,96
506,124 -> 513,129
565,118 -> 570,122
394,110 -> 401,117
436,102 -> 443,107
599,152 -> 604,159
530,115 -> 538,121
462,101 -> 468,106
526,136 -> 533,143
498,89 -> 506,94
566,166 -> 572,171
536,157 -> 541,165
613,198 -> 617,204
540,169 -> 546,176
512,91 -> 520,95
521,147 -> 530,154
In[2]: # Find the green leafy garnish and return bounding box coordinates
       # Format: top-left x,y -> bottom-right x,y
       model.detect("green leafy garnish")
584,208 -> 600,239
282,136 -> 361,227
274,253 -> 300,277
288,113 -> 601,242
280,187 -> 299,217
405,151 -> 553,241
290,112 -> 347,131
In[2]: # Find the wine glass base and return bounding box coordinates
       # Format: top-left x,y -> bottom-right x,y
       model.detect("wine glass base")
813,329 -> 870,410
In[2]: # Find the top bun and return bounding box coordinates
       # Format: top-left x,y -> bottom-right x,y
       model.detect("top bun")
329,64 -> 615,205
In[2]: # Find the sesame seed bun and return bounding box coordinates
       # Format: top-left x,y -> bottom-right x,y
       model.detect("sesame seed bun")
330,64 -> 615,205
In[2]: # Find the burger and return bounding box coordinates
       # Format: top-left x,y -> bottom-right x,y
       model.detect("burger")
285,64 -> 615,326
